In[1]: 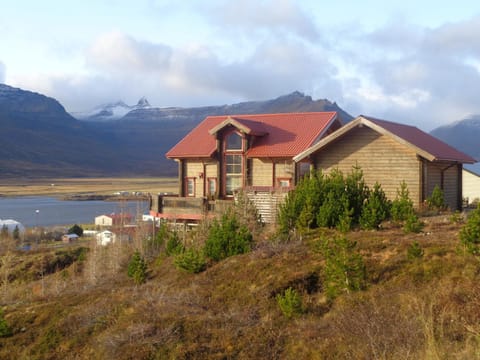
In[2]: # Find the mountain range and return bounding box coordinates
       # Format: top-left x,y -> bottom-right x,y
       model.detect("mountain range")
0,85 -> 357,178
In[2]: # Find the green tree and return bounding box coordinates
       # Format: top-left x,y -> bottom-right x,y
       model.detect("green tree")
391,181 -> 415,222
322,235 -> 366,300
127,250 -> 148,285
426,184 -> 446,211
68,224 -> 83,237
459,204 -> 480,255
174,248 -> 207,273
276,287 -> 304,318
165,231 -> 184,256
0,308 -> 12,337
360,182 -> 391,230
204,210 -> 253,261
12,225 -> 20,240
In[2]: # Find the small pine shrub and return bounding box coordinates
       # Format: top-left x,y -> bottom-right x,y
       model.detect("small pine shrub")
360,182 -> 391,230
0,309 -> 12,337
450,211 -> 464,224
127,250 -> 148,285
391,181 -> 415,222
403,213 -> 424,234
276,287 -> 304,318
426,185 -> 446,211
459,204 -> 480,255
174,248 -> 206,273
165,231 -> 184,256
322,235 -> 366,300
204,210 -> 253,261
407,241 -> 424,260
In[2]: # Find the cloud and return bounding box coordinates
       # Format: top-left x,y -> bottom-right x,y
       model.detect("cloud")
205,0 -> 320,42
86,31 -> 173,74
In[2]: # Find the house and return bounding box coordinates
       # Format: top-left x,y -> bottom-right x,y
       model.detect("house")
62,233 -> 79,243
96,229 -> 131,246
150,112 -> 343,222
463,168 -> 480,205
293,115 -> 477,210
94,213 -> 133,227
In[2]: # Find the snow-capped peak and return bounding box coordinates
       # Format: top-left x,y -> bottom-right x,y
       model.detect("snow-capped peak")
72,97 -> 153,121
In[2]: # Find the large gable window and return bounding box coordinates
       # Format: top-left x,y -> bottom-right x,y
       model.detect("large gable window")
226,132 -> 242,150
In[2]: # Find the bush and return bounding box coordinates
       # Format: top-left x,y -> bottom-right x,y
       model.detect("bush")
68,224 -> 83,237
403,213 -> 424,234
459,204 -> 480,255
127,250 -> 148,285
322,235 -> 366,300
391,181 -> 415,222
165,231 -> 184,256
174,248 -> 207,273
426,185 -> 446,211
204,210 -> 253,261
407,241 -> 424,260
276,287 -> 304,318
360,182 -> 391,230
0,308 -> 12,337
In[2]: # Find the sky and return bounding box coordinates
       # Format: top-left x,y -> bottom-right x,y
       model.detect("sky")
2,0 -> 480,130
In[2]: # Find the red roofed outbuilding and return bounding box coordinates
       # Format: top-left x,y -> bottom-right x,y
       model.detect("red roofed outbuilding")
294,115 -> 477,210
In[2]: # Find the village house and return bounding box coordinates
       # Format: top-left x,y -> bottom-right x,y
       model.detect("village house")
463,168 -> 480,205
150,112 -> 343,223
293,115 -> 477,210
94,213 -> 133,227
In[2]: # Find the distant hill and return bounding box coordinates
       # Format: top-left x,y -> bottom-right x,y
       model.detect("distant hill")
430,116 -> 480,173
0,84 -> 353,178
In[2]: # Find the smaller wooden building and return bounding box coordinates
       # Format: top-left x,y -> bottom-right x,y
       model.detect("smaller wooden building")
463,168 -> 480,205
294,115 -> 477,210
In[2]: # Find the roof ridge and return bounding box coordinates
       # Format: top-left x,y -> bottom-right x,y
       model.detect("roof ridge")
207,111 -> 337,119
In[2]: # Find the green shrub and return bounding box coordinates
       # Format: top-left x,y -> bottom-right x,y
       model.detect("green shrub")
127,250 -> 148,285
459,204 -> 480,255
0,308 -> 12,337
391,181 -> 415,222
426,185 -> 446,211
403,213 -> 424,234
276,287 -> 304,318
322,235 -> 366,300
360,182 -> 391,230
174,248 -> 207,273
68,224 -> 83,237
407,241 -> 424,260
204,210 -> 253,261
165,231 -> 184,256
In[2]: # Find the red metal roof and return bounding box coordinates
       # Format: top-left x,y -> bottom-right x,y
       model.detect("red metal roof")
363,116 -> 477,163
166,112 -> 339,159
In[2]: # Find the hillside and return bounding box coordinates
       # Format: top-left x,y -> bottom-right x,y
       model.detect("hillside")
0,214 -> 479,359
0,84 -> 353,178
430,116 -> 480,172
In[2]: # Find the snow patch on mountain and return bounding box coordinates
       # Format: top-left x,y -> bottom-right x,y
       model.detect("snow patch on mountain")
73,97 -> 152,121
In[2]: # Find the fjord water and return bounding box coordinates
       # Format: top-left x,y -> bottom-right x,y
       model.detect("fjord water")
0,196 -> 148,227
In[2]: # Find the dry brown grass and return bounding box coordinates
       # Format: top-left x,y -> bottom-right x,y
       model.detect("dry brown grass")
0,214 -> 480,359
0,177 -> 178,197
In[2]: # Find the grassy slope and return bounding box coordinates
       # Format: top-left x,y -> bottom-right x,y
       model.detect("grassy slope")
1,216 -> 480,359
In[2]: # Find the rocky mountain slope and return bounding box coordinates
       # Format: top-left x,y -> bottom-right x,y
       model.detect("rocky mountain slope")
0,85 -> 353,178
430,116 -> 480,173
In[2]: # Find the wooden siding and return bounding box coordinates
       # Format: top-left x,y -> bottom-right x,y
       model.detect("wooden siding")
274,160 -> 294,184
184,160 -> 205,198
312,126 -> 422,206
425,162 -> 461,210
244,190 -> 289,224
463,169 -> 480,204
250,158 -> 273,187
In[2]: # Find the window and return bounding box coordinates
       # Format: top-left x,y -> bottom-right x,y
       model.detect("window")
225,154 -> 242,195
226,132 -> 242,150
278,178 -> 291,188
208,178 -> 217,197
186,177 -> 195,197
